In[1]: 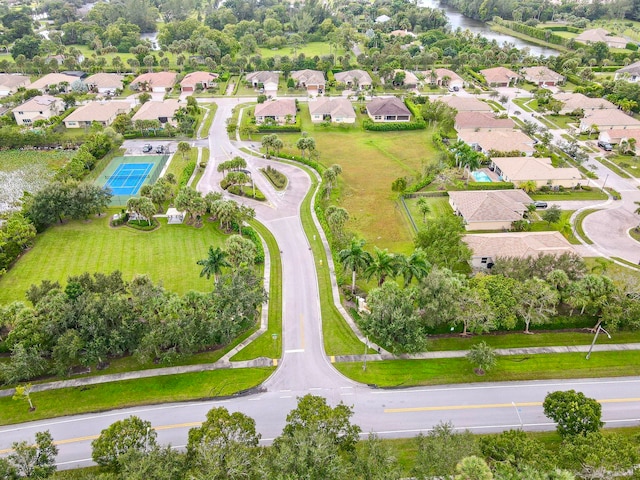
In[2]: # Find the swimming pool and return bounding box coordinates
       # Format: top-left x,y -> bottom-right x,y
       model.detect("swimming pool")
472,171 -> 492,182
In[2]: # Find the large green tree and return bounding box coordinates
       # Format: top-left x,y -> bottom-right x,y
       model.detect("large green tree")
91,416 -> 158,470
543,390 -> 603,438
338,238 -> 372,293
414,215 -> 471,268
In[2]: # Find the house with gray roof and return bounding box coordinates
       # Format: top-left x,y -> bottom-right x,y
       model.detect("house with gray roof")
254,99 -> 296,125
366,97 -> 411,122
85,73 -> 124,94
448,189 -> 533,231
309,97 -> 356,124
132,99 -> 181,124
291,70 -> 325,95
615,60 -> 640,82
464,231 -> 577,270
245,71 -> 279,95
334,70 -> 372,90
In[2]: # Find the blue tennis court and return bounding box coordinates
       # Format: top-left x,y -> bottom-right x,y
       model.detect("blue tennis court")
104,163 -> 153,196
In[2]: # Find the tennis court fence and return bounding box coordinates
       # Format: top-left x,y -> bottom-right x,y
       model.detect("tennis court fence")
148,153 -> 170,184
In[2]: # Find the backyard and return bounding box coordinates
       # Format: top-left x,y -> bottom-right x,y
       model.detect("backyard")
0,150 -> 73,212
0,212 -> 227,304
258,41 -> 346,59
275,104 -> 438,252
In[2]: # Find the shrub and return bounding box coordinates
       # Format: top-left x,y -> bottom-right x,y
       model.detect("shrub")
179,161 -> 196,188
362,119 -> 426,131
465,181 -> 515,190
261,165 -> 287,189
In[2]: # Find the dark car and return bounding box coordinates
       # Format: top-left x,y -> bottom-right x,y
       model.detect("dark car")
597,140 -> 613,151
142,144 -> 153,153
155,145 -> 164,154
533,201 -> 548,209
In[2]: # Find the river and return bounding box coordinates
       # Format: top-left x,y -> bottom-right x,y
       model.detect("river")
419,0 -> 560,57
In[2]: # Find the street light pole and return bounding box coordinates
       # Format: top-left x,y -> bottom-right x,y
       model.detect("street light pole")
586,325 -> 611,360
363,337 -> 369,371
601,173 -> 609,193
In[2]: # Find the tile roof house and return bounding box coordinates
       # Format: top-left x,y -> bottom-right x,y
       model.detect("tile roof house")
29,73 -> 79,93
63,101 -> 132,129
480,67 -> 520,87
0,74 -> 30,96
575,28 -> 627,49
334,70 -> 372,89
422,68 -> 464,89
366,97 -> 411,122
85,73 -> 124,94
598,128 -> 640,147
552,92 -> 617,114
245,71 -> 279,94
464,231 -> 577,270
521,66 -> 564,87
12,95 -> 64,125
291,70 -> 326,95
491,156 -> 582,188
132,99 -> 181,123
389,69 -> 419,88
448,189 -> 533,231
390,29 -> 417,37
455,111 -> 515,131
180,71 -> 219,93
457,130 -> 536,156
438,95 -> 492,112
130,72 -> 177,93
309,97 -> 356,124
579,108 -> 640,132
375,14 -> 391,23
615,60 -> 640,82
254,99 -> 296,125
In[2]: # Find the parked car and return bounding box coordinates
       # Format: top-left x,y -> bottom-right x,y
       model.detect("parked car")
533,201 -> 548,209
142,144 -> 153,153
597,140 -> 613,151
155,145 -> 164,154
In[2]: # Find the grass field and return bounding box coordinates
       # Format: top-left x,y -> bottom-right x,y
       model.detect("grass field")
0,213 -> 227,304
336,350 -> 640,387
277,105 -> 437,253
604,153 -> 640,177
0,150 -> 73,210
258,41 -> 345,59
0,368 -> 274,426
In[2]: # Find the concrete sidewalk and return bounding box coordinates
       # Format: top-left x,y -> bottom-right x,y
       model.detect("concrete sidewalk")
3,343 -> 639,398
332,342 -> 640,363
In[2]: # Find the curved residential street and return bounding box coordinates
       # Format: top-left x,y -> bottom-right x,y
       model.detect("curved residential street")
2,98 -> 640,469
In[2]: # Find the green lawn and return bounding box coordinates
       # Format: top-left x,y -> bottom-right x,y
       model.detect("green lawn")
574,209 -> 598,244
544,115 -> 578,130
336,350 -> 640,387
428,329 -> 640,351
603,153 -> 640,177
403,196 -> 452,229
530,210 -> 579,244
0,368 -> 274,426
231,220 -> 283,360
258,41 -> 345,59
529,189 -> 607,201
0,214 -> 227,304
277,104 -> 437,252
512,97 -> 536,113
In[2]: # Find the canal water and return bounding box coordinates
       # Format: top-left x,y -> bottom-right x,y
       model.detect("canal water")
419,0 -> 560,57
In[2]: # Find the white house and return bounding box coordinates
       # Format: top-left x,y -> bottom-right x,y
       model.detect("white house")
12,95 -> 64,125
308,97 -> 356,124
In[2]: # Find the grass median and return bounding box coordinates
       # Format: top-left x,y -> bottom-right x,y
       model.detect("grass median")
0,368 -> 274,426
231,220 -> 283,361
335,350 -> 640,387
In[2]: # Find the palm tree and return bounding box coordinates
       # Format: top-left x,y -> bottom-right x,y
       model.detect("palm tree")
197,246 -> 230,284
364,247 -> 398,287
396,249 -> 431,287
417,198 -> 431,223
338,239 -> 372,294
520,180 -> 538,194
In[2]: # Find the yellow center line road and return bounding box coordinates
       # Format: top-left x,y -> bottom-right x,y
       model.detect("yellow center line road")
384,397 -> 640,414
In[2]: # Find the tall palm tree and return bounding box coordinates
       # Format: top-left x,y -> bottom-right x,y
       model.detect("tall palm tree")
364,247 -> 398,287
338,239 -> 372,294
197,246 -> 230,284
396,249 -> 431,287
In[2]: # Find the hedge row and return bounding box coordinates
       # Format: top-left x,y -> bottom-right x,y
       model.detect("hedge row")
501,21 -> 567,46
179,161 -> 196,188
257,125 -> 302,133
363,119 -> 426,131
465,181 -> 515,190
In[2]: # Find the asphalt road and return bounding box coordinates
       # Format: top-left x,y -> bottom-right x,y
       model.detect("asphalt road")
2,98 -> 640,468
